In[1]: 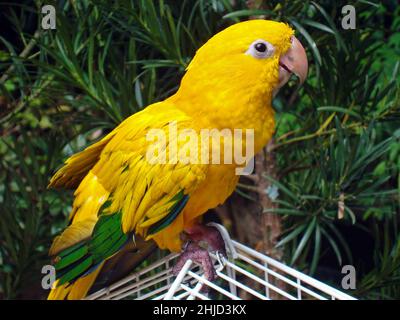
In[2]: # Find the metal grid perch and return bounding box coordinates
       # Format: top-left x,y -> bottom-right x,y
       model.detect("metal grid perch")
85,233 -> 355,300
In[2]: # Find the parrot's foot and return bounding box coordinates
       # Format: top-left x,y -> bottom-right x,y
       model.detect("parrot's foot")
172,242 -> 216,282
172,224 -> 230,287
172,223 -> 236,292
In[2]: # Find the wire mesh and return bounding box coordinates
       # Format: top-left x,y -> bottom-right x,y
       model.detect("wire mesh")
85,240 -> 356,300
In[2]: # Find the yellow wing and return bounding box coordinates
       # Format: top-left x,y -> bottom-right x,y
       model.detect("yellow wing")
89,102 -> 209,251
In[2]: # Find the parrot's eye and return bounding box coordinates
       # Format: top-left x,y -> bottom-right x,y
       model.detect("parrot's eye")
255,43 -> 267,52
246,40 -> 275,59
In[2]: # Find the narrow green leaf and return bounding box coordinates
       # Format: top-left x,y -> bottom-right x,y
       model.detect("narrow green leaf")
291,217 -> 316,265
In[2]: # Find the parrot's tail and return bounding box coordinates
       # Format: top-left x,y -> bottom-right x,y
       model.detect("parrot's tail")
47,129 -> 115,299
48,263 -> 104,300
48,170 -> 110,299
47,214 -> 106,300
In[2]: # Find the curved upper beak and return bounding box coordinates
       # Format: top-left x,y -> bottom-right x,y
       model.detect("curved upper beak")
277,36 -> 308,90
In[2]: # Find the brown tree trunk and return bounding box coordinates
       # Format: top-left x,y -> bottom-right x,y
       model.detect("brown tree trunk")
257,140 -> 282,260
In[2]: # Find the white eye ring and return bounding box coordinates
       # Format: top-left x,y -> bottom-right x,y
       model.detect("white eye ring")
246,39 -> 275,59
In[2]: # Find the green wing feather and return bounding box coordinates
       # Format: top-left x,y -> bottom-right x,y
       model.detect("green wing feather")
147,190 -> 189,235
52,190 -> 189,285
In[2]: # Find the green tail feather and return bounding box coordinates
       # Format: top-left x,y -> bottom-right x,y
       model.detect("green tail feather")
53,211 -> 129,285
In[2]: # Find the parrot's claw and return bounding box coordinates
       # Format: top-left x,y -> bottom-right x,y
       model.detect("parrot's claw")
172,242 -> 216,283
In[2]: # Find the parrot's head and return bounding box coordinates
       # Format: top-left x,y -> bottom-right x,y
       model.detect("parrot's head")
175,19 -> 308,111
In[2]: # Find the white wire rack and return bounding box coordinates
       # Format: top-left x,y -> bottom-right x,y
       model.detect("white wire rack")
85,237 -> 356,300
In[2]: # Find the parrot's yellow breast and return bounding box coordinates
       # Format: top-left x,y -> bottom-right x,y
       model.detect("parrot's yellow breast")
151,95 -> 276,252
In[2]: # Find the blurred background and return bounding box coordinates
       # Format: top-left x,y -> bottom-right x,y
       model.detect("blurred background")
0,0 -> 399,299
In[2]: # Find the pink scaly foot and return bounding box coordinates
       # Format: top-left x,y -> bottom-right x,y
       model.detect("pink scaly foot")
172,242 -> 216,282
172,224 -> 228,284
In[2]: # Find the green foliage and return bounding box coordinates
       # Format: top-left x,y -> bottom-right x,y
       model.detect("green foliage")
0,0 -> 399,299
0,132 -> 71,298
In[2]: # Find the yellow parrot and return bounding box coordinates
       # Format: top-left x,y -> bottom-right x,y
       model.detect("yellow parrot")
47,19 -> 308,299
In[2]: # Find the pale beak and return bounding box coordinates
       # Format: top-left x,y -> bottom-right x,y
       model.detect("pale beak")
276,36 -> 308,91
